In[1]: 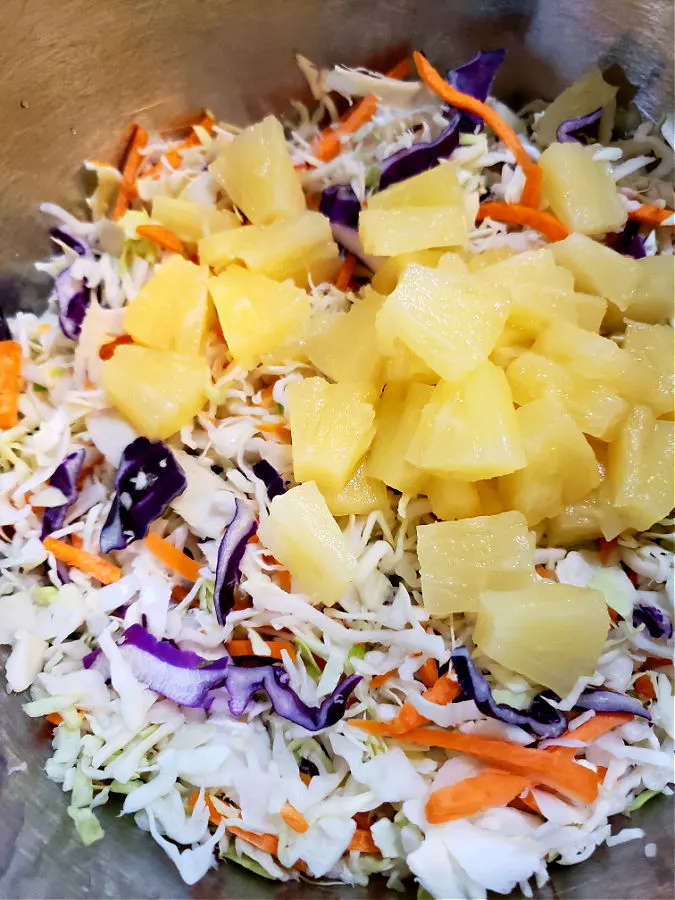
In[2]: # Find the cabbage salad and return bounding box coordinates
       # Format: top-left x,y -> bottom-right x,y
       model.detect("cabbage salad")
0,49 -> 673,899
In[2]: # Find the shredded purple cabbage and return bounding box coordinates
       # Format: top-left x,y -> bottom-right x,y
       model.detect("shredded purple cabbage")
319,184 -> 361,229
54,268 -> 92,341
223,665 -> 362,732
633,603 -> 673,640
214,499 -> 257,625
576,687 -> 652,720
378,49 -> 504,190
451,647 -> 567,738
0,312 -> 11,343
608,220 -> 647,259
100,438 -> 187,553
556,107 -> 604,143
49,227 -> 91,258
41,449 -> 86,539
329,223 -> 384,272
252,460 -> 286,500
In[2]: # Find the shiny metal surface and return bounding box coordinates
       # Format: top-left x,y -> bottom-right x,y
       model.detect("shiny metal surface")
0,0 -> 673,897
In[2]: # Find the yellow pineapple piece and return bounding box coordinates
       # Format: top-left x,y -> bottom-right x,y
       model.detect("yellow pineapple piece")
466,246 -> 516,272
151,196 -> 239,243
436,252 -> 469,277
606,405 -> 675,534
318,458 -> 388,517
371,249 -> 446,294
490,325 -> 532,369
539,142 -> 627,235
476,248 -> 575,291
366,382 -> 432,494
359,207 -> 468,256
368,162 -> 465,210
545,493 -> 606,545
287,378 -> 375,490
407,362 -> 526,480
476,480 -> 505,516
623,255 -> 675,324
624,323 -> 674,418
124,256 -> 210,356
417,512 -> 535,616
209,116 -> 305,225
209,266 -> 310,367
376,264 -> 509,383
534,66 -> 617,147
383,341 -> 439,385
572,292 -> 607,332
475,583 -> 610,696
498,398 -> 600,526
258,482 -> 357,606
101,345 -> 209,440
198,211 -> 339,287
424,476 -> 481,521
305,290 -> 385,390
551,233 -> 640,311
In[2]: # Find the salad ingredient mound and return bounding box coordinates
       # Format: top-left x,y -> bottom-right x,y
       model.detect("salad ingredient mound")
1,48 -> 673,898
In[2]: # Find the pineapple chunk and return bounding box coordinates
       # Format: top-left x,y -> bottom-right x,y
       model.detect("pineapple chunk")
476,248 -> 575,291
101,345 -> 208,440
545,493 -> 605,545
606,405 -> 675,534
407,362 -> 526,480
258,482 -> 357,606
287,378 -> 376,490
476,480 -> 505,516
436,252 -> 469,277
504,286 -> 579,338
366,382 -> 432,494
424,475 -> 481,521
124,256 -> 210,356
209,266 -> 310,367
208,116 -> 305,225
624,323 -> 674,418
305,290 -> 385,390
498,398 -> 600,526
572,292 -> 607,332
368,162 -> 465,210
475,583 -> 609,696
534,66 -> 617,147
151,196 -> 240,243
359,207 -> 468,256
466,246 -> 516,272
551,233 -> 640,311
417,512 -> 535,616
198,211 -> 339,287
371,249 -> 446,294
318,458 -> 388,517
376,264 -> 509,383
539,142 -> 627,235
623,255 -> 675,324
384,341 -> 439,385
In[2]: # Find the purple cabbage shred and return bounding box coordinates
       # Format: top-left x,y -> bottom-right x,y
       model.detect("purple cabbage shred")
576,687 -> 652,720
633,603 -> 673,640
214,499 -> 257,625
252,459 -> 286,500
319,183 -> 361,229
556,107 -> 604,143
41,448 -> 86,538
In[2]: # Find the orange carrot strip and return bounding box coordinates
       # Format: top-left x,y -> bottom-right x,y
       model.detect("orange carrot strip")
599,537 -> 618,566
43,537 -> 121,584
99,334 -> 134,361
300,772 -> 311,786
45,712 -> 63,726
280,802 -> 309,834
0,340 -> 22,429
628,204 -> 674,227
349,723 -> 600,803
370,669 -> 397,689
416,658 -> 439,688
476,203 -> 569,242
348,828 -> 380,853
274,568 -> 293,592
226,638 -> 296,661
112,123 -> 149,220
335,253 -> 357,292
171,585 -> 189,603
634,674 -> 656,700
258,421 -> 292,441
311,59 -> 411,162
366,674 -> 460,735
536,564 -> 554,580
70,534 -> 84,550
548,712 -> 633,760
414,52 -> 541,207
144,532 -> 201,582
426,771 -> 530,824
136,224 -> 185,255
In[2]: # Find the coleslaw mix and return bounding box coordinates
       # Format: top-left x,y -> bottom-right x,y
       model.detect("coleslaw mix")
0,50 -> 673,898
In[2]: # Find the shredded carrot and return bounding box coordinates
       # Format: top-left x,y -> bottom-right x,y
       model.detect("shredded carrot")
426,771 -> 530,824
226,638 -> 296,661
112,123 -> 149,220
0,340 -> 22,429
144,531 -> 201,582
348,828 -> 380,853
536,564 -> 554,580
634,674 -> 657,699
363,674 -> 460,735
414,52 -> 541,207
136,224 -> 185,255
628,204 -> 674,227
45,712 -> 63,726
644,656 -> 673,669
70,534 -> 84,550
280,802 -> 309,834
257,421 -> 292,442
43,536 -> 121,584
608,607 -> 620,624
598,537 -> 618,566
349,723 -> 599,803
143,114 -> 216,178
335,253 -> 357,292
416,658 -> 439,688
299,772 -> 311,787
171,584 -> 189,603
258,384 -> 277,407
476,203 -> 569,242
370,669 -> 397,689
549,712 -> 633,760
273,568 -> 293,593
311,58 -> 411,162
99,333 -> 134,361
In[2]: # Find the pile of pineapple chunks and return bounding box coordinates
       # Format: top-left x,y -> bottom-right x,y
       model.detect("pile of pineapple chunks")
101,113 -> 673,696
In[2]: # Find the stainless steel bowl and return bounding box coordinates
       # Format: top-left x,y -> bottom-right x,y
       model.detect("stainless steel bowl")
0,1 -> 673,897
